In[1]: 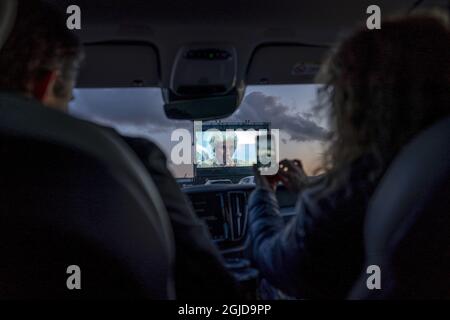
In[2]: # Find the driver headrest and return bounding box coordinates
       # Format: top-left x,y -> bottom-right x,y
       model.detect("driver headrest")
0,92 -> 176,298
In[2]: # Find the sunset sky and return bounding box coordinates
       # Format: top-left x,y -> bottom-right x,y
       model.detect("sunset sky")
70,84 -> 329,177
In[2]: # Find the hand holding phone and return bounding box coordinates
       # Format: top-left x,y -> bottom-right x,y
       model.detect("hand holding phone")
276,159 -> 308,193
254,159 -> 307,193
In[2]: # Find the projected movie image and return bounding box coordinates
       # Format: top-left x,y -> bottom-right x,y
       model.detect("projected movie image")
196,130 -> 258,168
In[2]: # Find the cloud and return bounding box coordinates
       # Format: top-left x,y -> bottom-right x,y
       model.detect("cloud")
228,91 -> 328,142
70,88 -> 191,133
70,88 -> 328,143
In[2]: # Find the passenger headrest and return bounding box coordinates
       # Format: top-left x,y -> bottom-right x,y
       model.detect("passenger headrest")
350,116 -> 450,299
365,116 -> 450,255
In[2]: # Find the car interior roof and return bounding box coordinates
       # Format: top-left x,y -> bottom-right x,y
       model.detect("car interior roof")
46,0 -> 448,89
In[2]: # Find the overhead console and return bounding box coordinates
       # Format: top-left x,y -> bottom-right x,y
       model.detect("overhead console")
170,45 -> 237,96
247,44 -> 329,85
164,44 -> 243,121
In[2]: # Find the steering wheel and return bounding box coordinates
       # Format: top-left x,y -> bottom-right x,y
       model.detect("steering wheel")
0,0 -> 18,50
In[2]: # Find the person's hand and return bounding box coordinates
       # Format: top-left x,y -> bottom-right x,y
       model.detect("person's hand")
253,165 -> 278,191
277,159 -> 308,194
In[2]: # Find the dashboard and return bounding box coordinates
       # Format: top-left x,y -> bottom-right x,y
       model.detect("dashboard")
183,184 -> 298,254
183,183 -> 300,291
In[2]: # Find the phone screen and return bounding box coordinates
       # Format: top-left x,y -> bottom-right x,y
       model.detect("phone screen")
256,132 -> 279,176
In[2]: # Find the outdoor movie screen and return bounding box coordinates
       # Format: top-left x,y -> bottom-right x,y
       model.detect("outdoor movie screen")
195,129 -> 258,168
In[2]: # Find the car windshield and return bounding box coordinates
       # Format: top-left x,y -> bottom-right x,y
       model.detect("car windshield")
70,84 -> 328,178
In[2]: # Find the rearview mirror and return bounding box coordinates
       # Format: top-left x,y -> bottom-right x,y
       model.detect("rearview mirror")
163,89 -> 240,121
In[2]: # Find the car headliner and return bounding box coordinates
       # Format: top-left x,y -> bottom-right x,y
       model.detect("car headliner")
46,0 -> 443,88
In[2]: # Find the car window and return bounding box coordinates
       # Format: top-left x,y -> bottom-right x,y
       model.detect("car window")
70,85 -> 328,178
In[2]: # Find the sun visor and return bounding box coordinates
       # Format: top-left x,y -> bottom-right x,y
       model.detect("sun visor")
77,43 -> 159,88
247,45 -> 328,85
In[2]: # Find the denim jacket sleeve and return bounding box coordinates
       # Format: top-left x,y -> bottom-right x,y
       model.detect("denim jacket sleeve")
247,187 -> 322,298
247,157 -> 380,298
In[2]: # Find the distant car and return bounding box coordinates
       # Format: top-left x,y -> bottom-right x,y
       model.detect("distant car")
204,179 -> 233,185
238,176 -> 255,185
